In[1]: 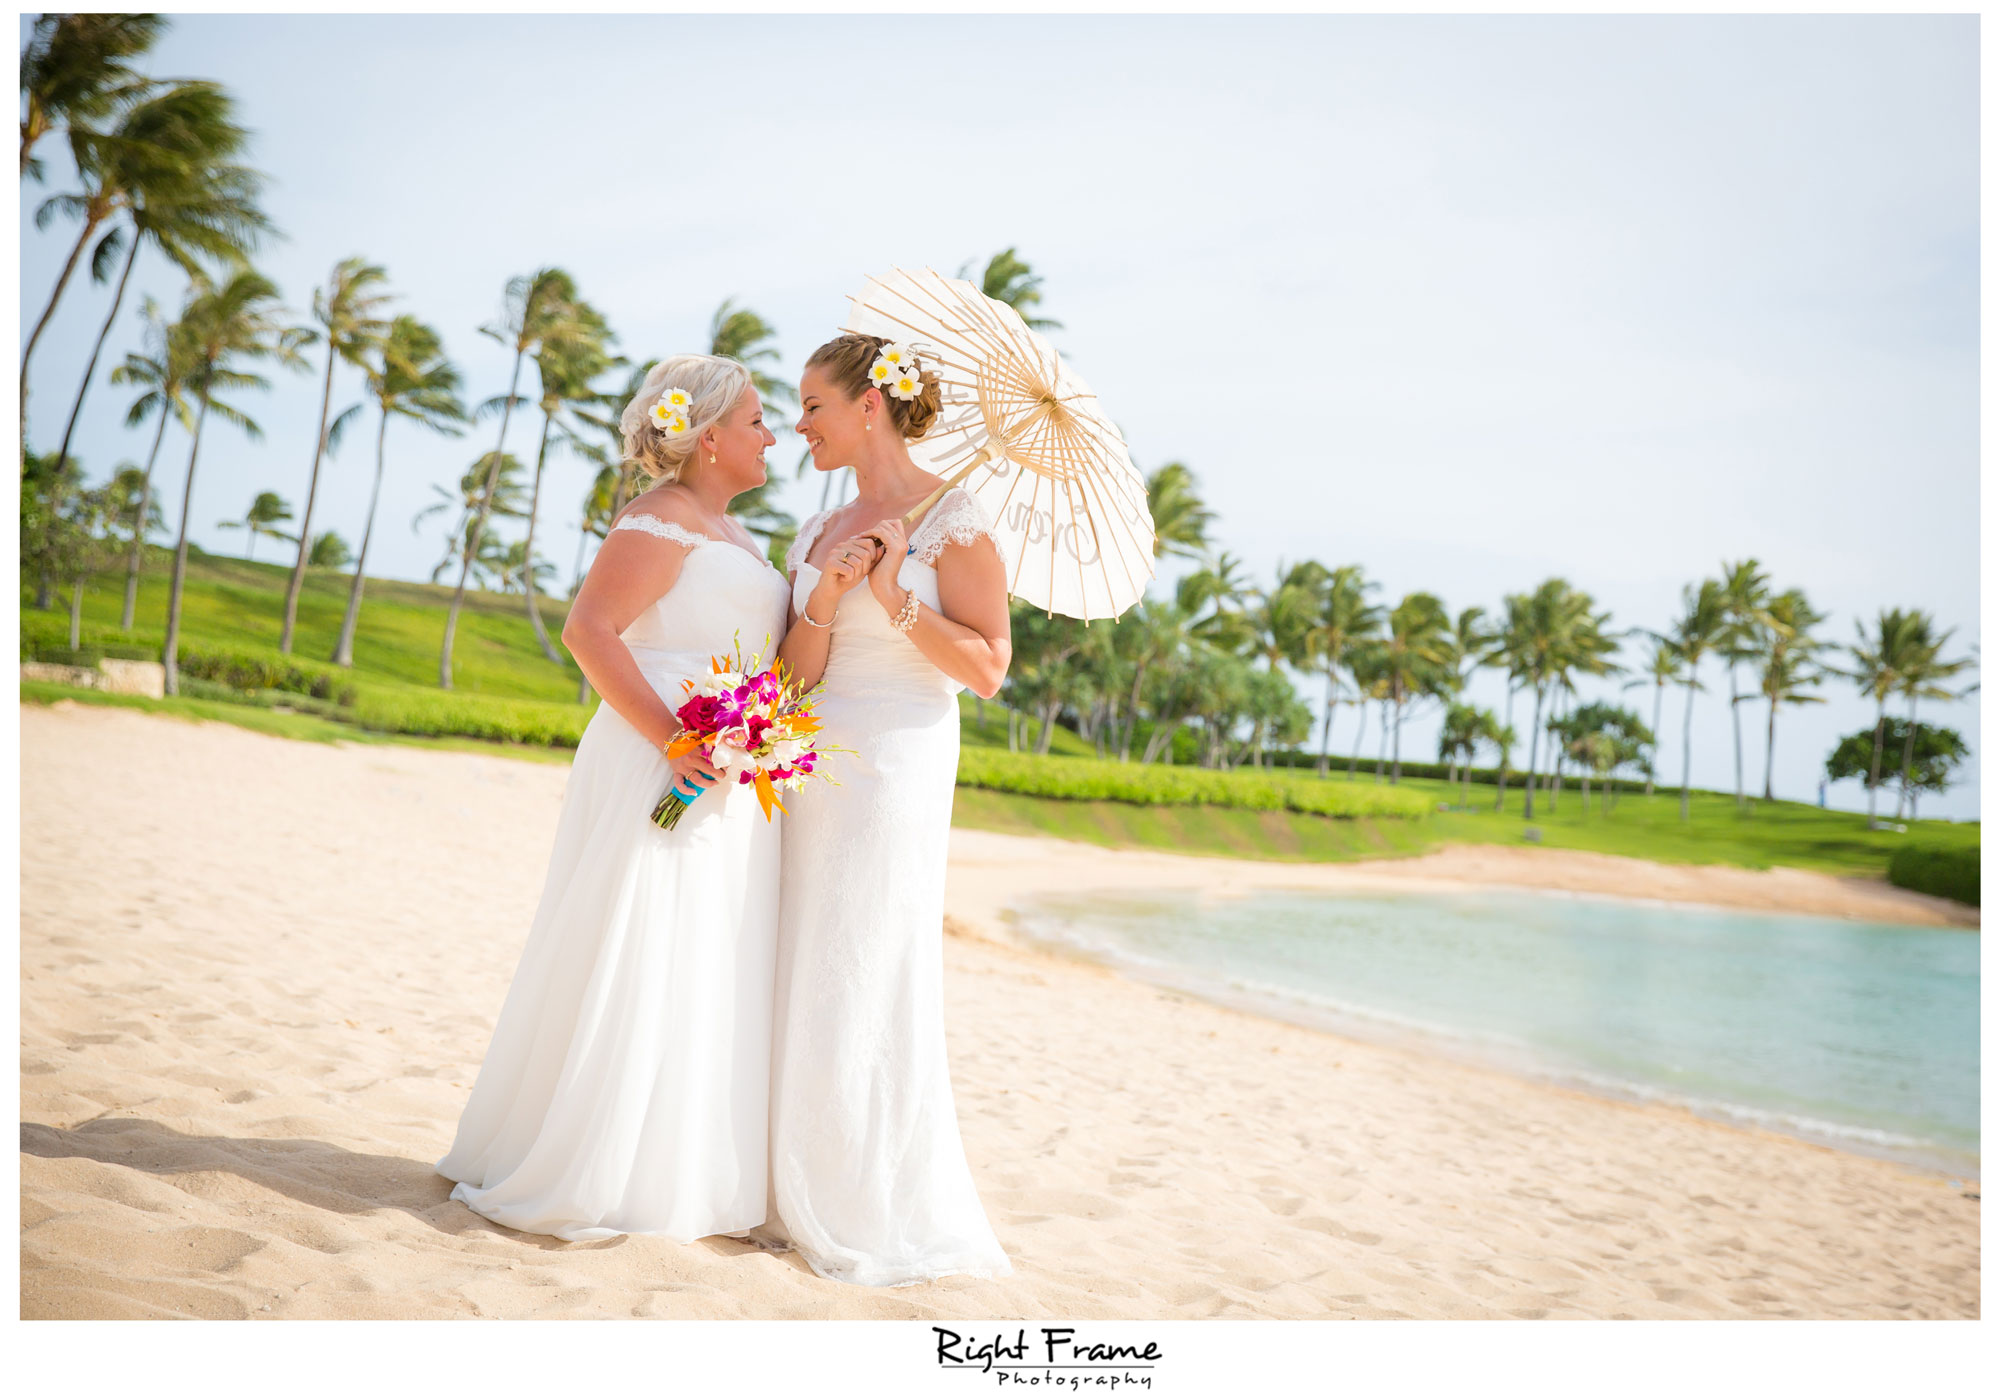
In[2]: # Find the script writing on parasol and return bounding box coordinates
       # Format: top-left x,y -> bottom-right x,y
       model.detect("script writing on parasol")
842,266 -> 1155,622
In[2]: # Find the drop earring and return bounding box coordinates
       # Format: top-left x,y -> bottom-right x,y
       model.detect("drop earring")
865,421 -> 872,432
709,453 -> 717,464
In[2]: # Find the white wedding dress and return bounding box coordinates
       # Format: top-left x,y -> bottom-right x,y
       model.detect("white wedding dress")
436,513 -> 791,1242
754,487 -> 1014,1287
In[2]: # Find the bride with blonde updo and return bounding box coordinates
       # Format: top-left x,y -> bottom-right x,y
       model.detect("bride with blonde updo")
747,332 -> 1016,1285
437,353 -> 794,1244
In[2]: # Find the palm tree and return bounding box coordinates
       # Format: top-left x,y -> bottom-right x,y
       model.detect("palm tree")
1487,720 -> 1519,812
960,247 -> 1062,331
102,460 -> 163,565
1144,462 -> 1216,562
1715,558 -> 1771,810
1843,609 -> 1927,829
1632,634 -> 1681,797
1235,563 -> 1319,767
1346,645 -> 1388,779
308,530 -> 351,569
332,315 -> 466,667
218,489 -> 294,560
1304,564 -> 1382,778
506,284 -> 615,663
48,131 -> 270,517
23,81 -> 253,442
496,538 -> 557,597
1438,702 -> 1484,807
441,268 -> 577,688
418,452 -> 529,585
161,270 -> 311,695
1669,579 -> 1728,822
20,12 -> 165,180
1380,592 -> 1453,782
708,297 -> 794,410
1500,579 -> 1618,819
106,298 -> 193,630
279,258 -> 393,652
1890,615 -> 1975,821
707,298 -> 799,538
1750,589 -> 1828,801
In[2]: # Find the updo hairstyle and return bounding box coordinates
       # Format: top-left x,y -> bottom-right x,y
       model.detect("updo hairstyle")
804,333 -> 942,440
618,354 -> 755,482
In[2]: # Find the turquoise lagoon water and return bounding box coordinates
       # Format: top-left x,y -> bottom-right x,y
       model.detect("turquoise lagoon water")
1011,888 -> 1980,1176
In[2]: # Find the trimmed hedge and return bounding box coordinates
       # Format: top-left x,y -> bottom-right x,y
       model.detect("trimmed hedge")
1887,839 -> 1979,907
176,645 -> 358,707
347,685 -> 589,747
955,748 -> 1433,819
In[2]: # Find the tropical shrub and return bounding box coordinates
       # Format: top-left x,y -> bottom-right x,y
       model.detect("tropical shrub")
955,748 -> 1432,819
1888,838 -> 1979,907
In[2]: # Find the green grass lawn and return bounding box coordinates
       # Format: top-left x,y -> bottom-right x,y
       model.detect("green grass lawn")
23,553 -> 1976,891
29,545 -> 586,701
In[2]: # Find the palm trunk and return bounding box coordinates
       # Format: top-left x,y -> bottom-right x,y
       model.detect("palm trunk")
1679,679 -> 1697,822
1348,704 -> 1366,779
21,215 -> 101,443
280,345 -> 339,653
1317,671 -> 1337,778
332,412 -> 389,667
521,406 -> 564,665
1390,694 -> 1403,783
1523,681 -> 1545,820
1460,760 -> 1471,809
162,389 -> 213,697
1647,679 -> 1663,797
441,348 -> 525,689
1493,757 -> 1509,812
1728,663 -> 1745,809
1865,701 -> 1886,827
1763,694 -> 1778,802
1896,695 -> 1920,821
67,575 -> 84,648
121,405 -> 172,632
1373,700 -> 1388,779
51,233 -> 141,491
1580,768 -> 1590,817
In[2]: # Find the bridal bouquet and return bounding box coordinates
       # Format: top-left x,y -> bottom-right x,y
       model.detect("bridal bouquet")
652,640 -> 833,830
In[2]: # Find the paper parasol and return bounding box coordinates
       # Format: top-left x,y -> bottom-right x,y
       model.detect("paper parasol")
841,266 -> 1155,621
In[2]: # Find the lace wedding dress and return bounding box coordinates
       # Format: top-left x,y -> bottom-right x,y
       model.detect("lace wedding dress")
436,513 -> 791,1242
753,486 -> 1014,1286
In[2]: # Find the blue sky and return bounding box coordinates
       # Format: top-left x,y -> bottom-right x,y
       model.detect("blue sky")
17,13 -> 1980,816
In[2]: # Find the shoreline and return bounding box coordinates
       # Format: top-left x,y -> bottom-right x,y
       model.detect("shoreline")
944,827 -> 1977,937
943,830 -> 1980,1183
22,706 -> 1980,1319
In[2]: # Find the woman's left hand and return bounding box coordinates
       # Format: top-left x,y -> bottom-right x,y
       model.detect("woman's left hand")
862,518 -> 910,607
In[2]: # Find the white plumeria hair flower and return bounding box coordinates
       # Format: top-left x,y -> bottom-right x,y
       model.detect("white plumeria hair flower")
878,342 -> 918,369
887,369 -> 923,401
649,387 -> 694,435
867,358 -> 896,387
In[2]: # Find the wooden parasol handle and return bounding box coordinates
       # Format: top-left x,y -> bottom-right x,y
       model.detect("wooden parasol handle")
900,440 -> 1005,528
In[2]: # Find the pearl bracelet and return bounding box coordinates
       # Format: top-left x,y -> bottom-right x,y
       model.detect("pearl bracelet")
800,596 -> 834,628
890,590 -> 921,635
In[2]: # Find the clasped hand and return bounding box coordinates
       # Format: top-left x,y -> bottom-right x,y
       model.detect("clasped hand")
807,521 -> 908,618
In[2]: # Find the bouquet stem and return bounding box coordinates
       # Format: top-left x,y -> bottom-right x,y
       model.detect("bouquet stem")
651,783 -> 702,830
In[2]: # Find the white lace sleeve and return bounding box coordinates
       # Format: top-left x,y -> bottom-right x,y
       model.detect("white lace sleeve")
785,510 -> 834,574
610,514 -> 709,550
909,488 -> 1002,567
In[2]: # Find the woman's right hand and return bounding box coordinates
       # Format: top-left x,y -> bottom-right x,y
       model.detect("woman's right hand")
667,742 -> 722,793
806,534 -> 883,619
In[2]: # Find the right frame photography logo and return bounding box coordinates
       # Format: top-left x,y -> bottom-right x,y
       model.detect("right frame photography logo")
933,1326 -> 1164,1390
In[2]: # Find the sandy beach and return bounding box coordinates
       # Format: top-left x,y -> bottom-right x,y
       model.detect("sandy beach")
20,703 -> 1979,1319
